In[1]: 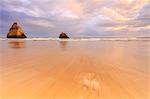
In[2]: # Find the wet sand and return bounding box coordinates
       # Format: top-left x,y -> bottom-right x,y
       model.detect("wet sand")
0,40 -> 150,99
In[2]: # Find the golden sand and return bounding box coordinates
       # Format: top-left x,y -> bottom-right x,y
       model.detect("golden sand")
0,40 -> 150,99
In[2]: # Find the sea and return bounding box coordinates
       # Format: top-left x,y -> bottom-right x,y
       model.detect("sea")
0,37 -> 150,41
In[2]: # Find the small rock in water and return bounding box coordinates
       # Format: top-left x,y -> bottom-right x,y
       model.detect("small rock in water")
59,32 -> 69,39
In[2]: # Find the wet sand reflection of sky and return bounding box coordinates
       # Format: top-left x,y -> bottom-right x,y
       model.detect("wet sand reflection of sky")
1,41 -> 149,99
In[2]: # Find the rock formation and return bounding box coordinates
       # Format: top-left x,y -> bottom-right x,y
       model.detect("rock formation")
59,32 -> 69,39
7,22 -> 27,38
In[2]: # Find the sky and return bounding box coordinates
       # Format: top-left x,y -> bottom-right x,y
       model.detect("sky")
0,0 -> 150,37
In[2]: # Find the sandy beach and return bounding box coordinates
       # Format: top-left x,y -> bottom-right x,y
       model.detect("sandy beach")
0,40 -> 150,99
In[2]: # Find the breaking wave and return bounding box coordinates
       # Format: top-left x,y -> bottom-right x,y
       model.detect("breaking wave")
0,37 -> 150,41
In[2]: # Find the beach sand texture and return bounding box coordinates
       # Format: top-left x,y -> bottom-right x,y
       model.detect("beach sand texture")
0,40 -> 150,99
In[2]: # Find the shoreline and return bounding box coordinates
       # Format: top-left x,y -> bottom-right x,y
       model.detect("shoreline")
0,37 -> 150,41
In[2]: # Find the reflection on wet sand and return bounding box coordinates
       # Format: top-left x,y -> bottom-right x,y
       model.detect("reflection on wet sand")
8,40 -> 25,48
59,41 -> 68,51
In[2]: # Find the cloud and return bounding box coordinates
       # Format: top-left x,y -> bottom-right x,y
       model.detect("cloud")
25,19 -> 54,28
0,0 -> 150,37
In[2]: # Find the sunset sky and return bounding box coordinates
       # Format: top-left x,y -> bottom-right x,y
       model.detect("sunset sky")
0,0 -> 150,37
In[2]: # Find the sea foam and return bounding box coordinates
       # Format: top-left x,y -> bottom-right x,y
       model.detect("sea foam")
0,37 -> 149,41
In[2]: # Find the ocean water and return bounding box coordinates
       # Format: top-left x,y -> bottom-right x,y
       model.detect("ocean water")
0,37 -> 150,41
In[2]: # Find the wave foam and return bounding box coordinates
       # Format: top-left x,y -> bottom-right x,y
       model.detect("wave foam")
0,37 -> 149,41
